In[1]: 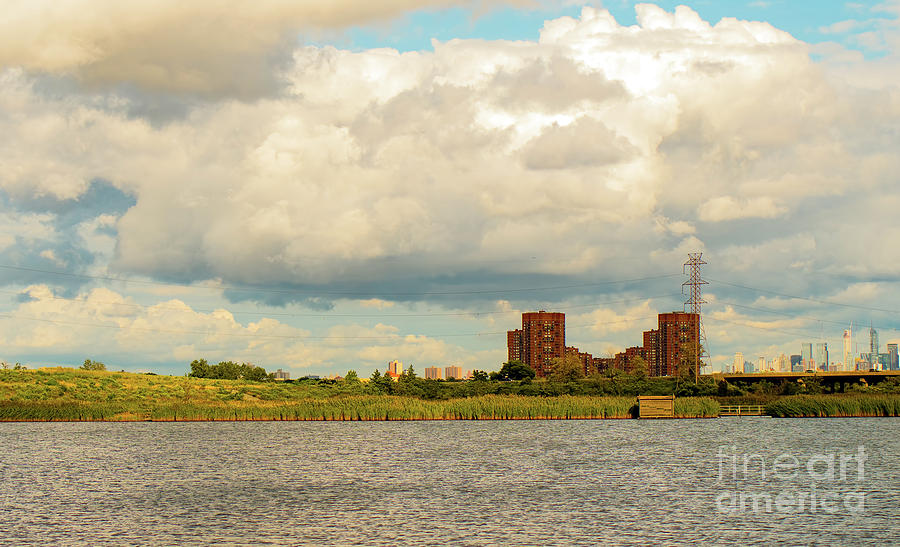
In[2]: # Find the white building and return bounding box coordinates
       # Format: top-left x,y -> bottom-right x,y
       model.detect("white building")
733,352 -> 744,373
842,329 -> 852,372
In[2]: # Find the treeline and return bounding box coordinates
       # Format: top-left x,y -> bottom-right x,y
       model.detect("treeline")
342,364 -> 718,399
188,359 -> 269,381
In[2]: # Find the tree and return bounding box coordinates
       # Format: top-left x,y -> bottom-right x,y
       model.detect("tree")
189,359 -> 211,378
187,359 -> 268,381
496,360 -> 536,381
80,359 -> 107,371
628,356 -> 649,379
344,370 -> 359,383
677,341 -> 704,385
471,370 -> 489,382
549,354 -> 585,383
402,365 -> 417,381
239,363 -> 268,382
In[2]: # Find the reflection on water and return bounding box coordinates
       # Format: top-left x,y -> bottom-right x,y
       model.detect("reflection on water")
1,419 -> 898,545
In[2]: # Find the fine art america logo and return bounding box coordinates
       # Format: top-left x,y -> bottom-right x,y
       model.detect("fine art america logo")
715,445 -> 867,514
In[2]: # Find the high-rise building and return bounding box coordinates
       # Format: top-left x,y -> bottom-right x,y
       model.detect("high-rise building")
387,360 -> 403,378
655,312 -> 700,377
815,343 -> 829,371
512,311 -> 566,377
801,343 -> 813,368
507,329 -> 522,362
756,356 -> 765,373
776,354 -> 789,372
888,343 -> 899,371
790,354 -> 802,372
870,328 -> 880,370
566,346 -> 595,376
424,366 -> 442,380
444,365 -> 464,380
273,369 -> 290,380
842,329 -> 852,372
733,352 -> 744,374
643,329 -> 659,374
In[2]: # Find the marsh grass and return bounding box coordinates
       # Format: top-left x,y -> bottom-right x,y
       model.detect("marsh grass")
765,394 -> 900,417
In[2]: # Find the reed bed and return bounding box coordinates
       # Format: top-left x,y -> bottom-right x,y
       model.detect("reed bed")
0,395 -> 721,422
674,397 -> 720,418
765,395 -> 900,418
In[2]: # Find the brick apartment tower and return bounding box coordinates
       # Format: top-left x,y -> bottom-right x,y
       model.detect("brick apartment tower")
653,312 -> 700,377
507,311 -> 565,377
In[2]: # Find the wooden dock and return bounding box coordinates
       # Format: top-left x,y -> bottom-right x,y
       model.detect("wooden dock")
638,395 -> 675,418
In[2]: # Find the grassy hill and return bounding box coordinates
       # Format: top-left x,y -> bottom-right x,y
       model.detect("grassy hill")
0,368 -> 721,421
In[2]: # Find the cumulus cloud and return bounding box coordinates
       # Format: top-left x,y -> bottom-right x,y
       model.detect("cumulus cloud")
0,285 -> 485,372
1,4 -> 899,373
6,4 -> 891,299
0,0 -> 532,98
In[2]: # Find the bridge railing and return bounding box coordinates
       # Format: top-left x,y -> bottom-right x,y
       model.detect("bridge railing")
719,405 -> 765,416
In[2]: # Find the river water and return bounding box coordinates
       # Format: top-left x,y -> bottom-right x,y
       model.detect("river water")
1,418 -> 898,546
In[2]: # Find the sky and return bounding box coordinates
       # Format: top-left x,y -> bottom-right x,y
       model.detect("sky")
0,1 -> 899,376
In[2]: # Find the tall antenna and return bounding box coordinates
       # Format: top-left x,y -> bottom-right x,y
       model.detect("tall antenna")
683,252 -> 708,381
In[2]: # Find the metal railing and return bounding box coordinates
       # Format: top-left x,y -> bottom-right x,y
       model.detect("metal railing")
719,405 -> 765,416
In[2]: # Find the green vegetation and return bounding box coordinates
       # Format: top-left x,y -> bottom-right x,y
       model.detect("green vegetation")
0,367 -> 721,421
765,394 -> 900,418
674,397 -> 720,418
80,359 -> 106,371
188,359 -> 269,381
491,360 -> 536,381
3,367 -> 895,421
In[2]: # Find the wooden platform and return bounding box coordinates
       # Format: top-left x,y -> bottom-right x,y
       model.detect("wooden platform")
638,395 -> 675,418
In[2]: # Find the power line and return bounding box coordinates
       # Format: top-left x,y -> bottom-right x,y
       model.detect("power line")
0,263 -> 680,297
0,312 -> 662,342
708,277 -> 899,315
1,286 -> 682,318
714,301 -> 899,332
704,315 -> 823,341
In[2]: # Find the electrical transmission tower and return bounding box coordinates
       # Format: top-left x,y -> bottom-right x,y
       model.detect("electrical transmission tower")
683,253 -> 708,381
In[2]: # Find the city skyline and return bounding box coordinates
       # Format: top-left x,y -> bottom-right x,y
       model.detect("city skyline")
0,2 -> 898,375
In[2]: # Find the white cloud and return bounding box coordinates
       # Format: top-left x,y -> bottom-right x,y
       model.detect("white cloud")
4,4 -> 885,291
0,285 -> 485,372
0,4 -> 899,372
0,0 -> 530,97
358,299 -> 396,309
698,196 -> 788,222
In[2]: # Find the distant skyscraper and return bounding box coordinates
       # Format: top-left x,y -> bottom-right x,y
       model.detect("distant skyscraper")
888,343 -> 899,371
424,366 -> 442,380
842,329 -> 852,372
757,356 -> 766,373
801,343 -> 813,368
733,352 -> 744,373
790,354 -> 802,372
776,353 -> 789,372
815,343 -> 829,371
870,328 -> 880,370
